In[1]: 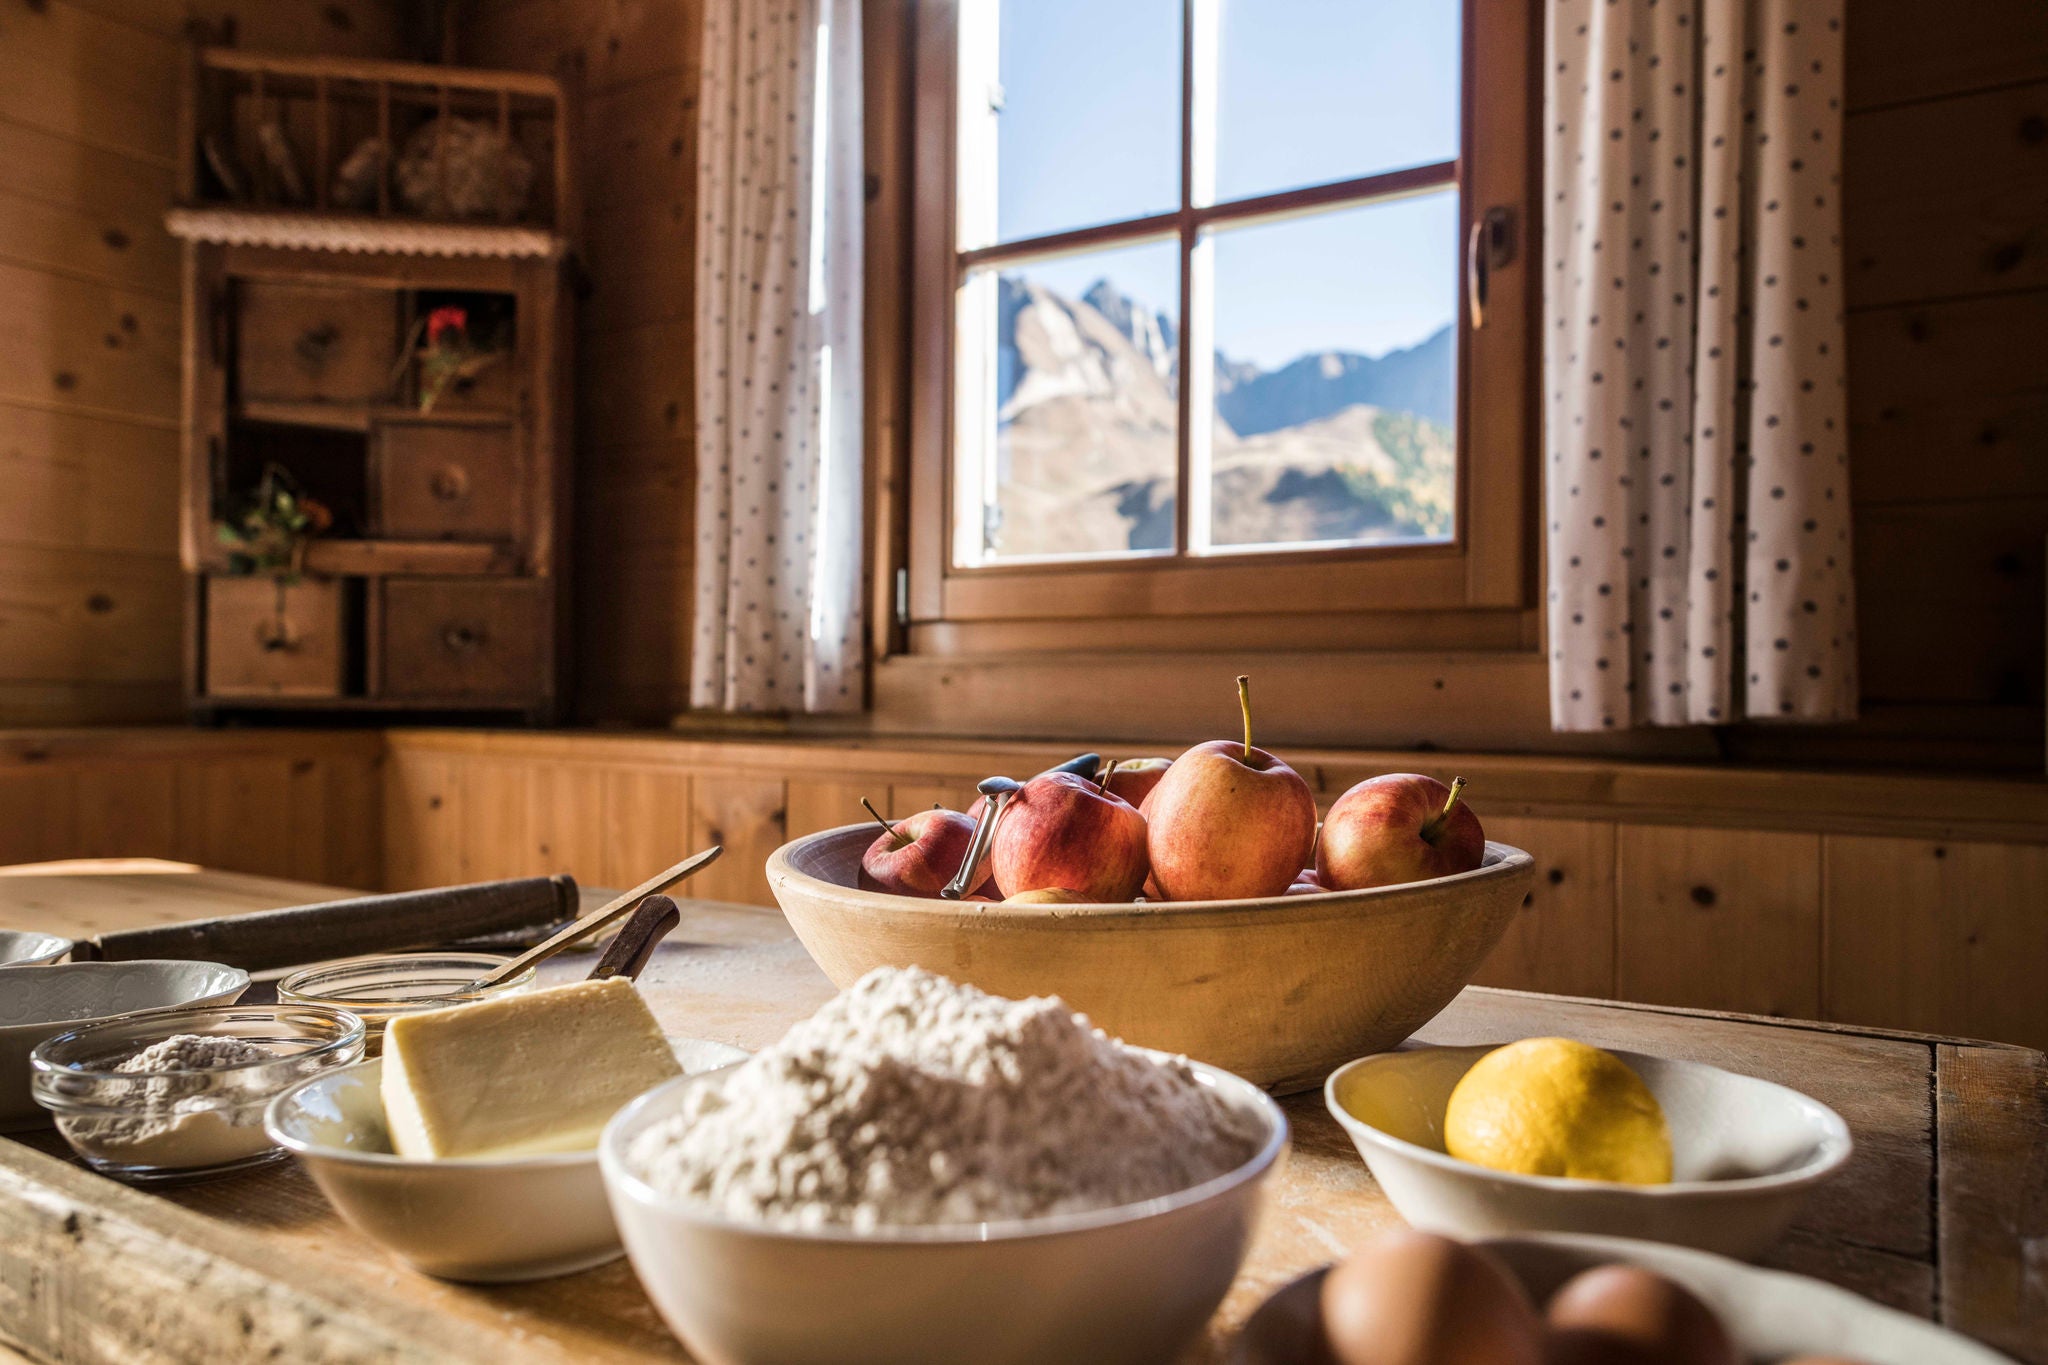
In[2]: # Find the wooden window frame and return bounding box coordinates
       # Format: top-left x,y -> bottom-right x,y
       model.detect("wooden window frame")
891,0 -> 1541,648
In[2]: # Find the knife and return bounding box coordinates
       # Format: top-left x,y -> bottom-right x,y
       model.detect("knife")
74,875 -> 580,972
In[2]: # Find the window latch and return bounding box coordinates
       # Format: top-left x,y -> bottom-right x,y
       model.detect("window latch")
1467,206 -> 1515,330
894,567 -> 910,626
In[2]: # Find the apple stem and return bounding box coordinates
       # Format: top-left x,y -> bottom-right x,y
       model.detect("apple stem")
1419,776 -> 1468,845
1098,760 -> 1116,796
859,797 -> 895,838
1236,675 -> 1253,761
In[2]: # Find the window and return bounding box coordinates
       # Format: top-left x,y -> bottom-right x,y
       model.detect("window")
900,0 -> 1536,634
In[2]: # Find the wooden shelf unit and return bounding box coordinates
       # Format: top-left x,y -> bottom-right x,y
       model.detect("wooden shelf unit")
171,49 -> 574,724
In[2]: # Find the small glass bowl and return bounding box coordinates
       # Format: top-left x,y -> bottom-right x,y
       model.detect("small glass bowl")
275,952 -> 537,1054
30,1004 -> 366,1184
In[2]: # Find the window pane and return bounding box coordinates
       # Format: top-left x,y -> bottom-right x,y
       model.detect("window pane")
1212,0 -> 1460,204
961,0 -> 1181,247
954,240 -> 1181,565
1200,190 -> 1458,553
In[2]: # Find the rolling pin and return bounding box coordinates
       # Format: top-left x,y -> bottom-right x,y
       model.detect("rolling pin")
73,875 -> 580,972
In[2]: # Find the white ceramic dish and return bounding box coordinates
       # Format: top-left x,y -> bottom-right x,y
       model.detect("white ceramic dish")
0,930 -> 72,967
600,1056 -> 1290,1365
0,960 -> 250,1132
265,1038 -> 748,1283
1325,1043 -> 1853,1260
1230,1233 -> 2016,1365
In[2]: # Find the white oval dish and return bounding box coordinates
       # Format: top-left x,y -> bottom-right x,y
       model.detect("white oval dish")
0,930 -> 72,967
0,960 -> 250,1132
265,1038 -> 748,1283
1230,1233 -> 2015,1365
1324,1042 -> 1852,1260
599,1055 -> 1289,1365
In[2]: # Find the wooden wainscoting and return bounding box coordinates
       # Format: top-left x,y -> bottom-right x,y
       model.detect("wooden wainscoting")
0,729 -> 382,888
3,726 -> 2046,1052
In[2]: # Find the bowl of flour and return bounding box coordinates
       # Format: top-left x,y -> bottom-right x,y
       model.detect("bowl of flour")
599,966 -> 1288,1365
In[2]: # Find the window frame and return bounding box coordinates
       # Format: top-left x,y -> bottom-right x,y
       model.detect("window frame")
895,0 -> 1539,638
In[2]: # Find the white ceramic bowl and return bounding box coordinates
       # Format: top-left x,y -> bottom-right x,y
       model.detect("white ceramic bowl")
0,960 -> 250,1132
265,1039 -> 748,1283
0,930 -> 72,967
1324,1043 -> 1852,1260
600,1057 -> 1290,1365
1231,1233 -> 2015,1365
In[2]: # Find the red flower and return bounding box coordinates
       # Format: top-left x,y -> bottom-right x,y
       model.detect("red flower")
426,306 -> 468,347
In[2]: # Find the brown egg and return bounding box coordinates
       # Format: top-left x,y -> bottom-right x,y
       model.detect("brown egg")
1542,1264 -> 1738,1365
1319,1229 -> 1545,1365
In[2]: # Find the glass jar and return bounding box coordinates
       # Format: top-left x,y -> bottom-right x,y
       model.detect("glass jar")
276,952 -> 537,1054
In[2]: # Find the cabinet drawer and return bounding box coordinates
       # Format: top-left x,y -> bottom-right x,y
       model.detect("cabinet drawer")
380,579 -> 544,702
377,423 -> 520,540
238,281 -> 397,404
205,576 -> 347,698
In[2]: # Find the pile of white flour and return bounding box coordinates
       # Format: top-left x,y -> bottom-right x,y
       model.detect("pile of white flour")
627,967 -> 1267,1230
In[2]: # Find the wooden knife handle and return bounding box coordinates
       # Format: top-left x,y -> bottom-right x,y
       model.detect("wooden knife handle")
81,875 -> 580,971
588,895 -> 681,983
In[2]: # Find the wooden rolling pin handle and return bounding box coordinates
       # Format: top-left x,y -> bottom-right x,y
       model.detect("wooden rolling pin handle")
588,895 -> 681,983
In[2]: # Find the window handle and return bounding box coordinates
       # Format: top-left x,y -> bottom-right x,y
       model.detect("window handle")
1467,207 -> 1515,330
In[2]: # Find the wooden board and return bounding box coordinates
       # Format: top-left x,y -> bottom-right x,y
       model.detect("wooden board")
1614,825 -> 1823,1019
0,876 -> 2041,1364
1469,817 -> 1617,999
1824,835 -> 2048,1052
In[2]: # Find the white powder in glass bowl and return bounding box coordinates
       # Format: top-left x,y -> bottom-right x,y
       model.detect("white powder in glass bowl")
626,967 -> 1269,1231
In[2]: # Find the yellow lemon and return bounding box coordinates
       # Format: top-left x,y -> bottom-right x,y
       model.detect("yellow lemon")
1442,1038 -> 1672,1184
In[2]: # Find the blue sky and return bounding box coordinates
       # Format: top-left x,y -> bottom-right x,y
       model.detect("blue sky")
989,0 -> 1462,369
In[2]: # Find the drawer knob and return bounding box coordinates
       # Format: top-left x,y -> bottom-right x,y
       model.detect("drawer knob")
255,618 -> 300,654
429,464 -> 470,501
443,623 -> 487,653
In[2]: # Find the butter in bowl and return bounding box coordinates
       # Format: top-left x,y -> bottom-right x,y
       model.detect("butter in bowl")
266,975 -> 747,1283
1324,1041 -> 1853,1261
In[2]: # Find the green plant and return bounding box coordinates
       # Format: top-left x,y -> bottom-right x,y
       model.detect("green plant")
214,463 -> 331,579
404,304 -> 505,413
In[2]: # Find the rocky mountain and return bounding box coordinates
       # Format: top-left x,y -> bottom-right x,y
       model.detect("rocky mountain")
986,276 -> 1453,559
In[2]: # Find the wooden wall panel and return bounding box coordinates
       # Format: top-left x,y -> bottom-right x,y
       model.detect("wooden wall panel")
1615,826 -> 1824,1019
1824,836 -> 2048,1052
0,545 -> 183,689
0,0 -> 404,728
382,748 -> 466,891
1846,0 -> 2048,110
1470,817 -> 1617,1000
464,0 -> 702,725
785,779 -> 871,840
0,771 -> 80,868
525,761 -> 610,882
1855,502 -> 2044,707
1845,83 -> 2048,309
73,763 -> 179,860
1849,293 -> 2048,506
602,767 -> 692,889
174,760 -> 297,880
687,774 -> 786,906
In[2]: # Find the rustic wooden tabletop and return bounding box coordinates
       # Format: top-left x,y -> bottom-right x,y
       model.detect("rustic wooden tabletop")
1,866 -> 2042,1364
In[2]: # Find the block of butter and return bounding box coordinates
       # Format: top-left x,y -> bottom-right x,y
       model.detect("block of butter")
381,977 -> 683,1160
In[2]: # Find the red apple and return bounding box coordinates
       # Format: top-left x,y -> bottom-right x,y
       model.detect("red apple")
858,804 -> 983,897
1004,887 -> 1087,905
1102,757 -> 1172,809
1144,677 -> 1318,901
990,771 -> 1149,902
1317,774 -> 1485,891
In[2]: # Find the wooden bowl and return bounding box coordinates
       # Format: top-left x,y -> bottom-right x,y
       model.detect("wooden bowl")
766,827 -> 1535,1093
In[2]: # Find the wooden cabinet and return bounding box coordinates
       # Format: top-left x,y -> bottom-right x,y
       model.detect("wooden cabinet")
171,51 -> 572,722
375,422 -> 521,541
236,281 -> 397,405
379,579 -> 544,701
202,577 -> 348,698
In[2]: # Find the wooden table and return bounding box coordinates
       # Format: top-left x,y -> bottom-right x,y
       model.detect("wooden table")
1,866 -> 2042,1363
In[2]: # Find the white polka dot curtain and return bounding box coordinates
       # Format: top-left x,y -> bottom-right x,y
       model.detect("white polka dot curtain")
1543,0 -> 1856,730
691,0 -> 865,713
